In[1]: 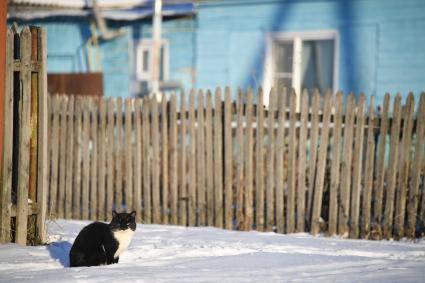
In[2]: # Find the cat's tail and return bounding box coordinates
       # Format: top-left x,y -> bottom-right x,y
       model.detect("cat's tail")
69,250 -> 107,267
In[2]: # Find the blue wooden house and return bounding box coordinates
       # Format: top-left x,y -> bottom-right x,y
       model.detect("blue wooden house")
8,0 -> 425,104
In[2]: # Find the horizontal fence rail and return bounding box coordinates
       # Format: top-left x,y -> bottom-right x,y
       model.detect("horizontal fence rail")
46,89 -> 425,240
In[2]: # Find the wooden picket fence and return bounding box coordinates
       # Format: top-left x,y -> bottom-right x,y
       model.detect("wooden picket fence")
47,88 -> 425,240
0,25 -> 48,245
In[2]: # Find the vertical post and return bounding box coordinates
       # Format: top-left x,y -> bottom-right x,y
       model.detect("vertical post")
151,0 -> 162,97
36,28 -> 48,241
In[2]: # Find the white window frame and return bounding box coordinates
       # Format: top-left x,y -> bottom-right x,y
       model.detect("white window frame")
263,30 -> 339,109
133,39 -> 170,93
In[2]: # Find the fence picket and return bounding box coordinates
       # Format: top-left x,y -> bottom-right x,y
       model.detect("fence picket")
179,93 -> 187,226
383,94 -> 402,239
48,96 -> 60,218
188,92 -> 196,226
89,98 -> 98,220
197,92 -> 206,225
169,94 -> 178,225
328,92 -> 343,236
256,88 -> 265,231
275,88 -> 287,233
373,93 -> 390,238
265,89 -> 275,231
395,94 -> 414,238
236,89 -> 244,229
115,97 -> 123,212
105,99 -> 115,220
338,94 -> 355,236
287,90 -> 297,234
311,91 -> 332,235
307,91 -> 320,228
81,98 -> 90,220
350,95 -> 366,238
161,96 -> 169,224
205,92 -> 214,226
407,93 -> 425,237
214,88 -> 223,228
98,99 -> 107,220
244,88 -> 254,230
296,90 -> 308,232
361,96 -> 375,239
124,99 -> 133,216
151,98 -> 161,223
224,87 -> 233,230
142,99 -> 151,223
73,97 -> 82,220
65,96 -> 75,220
134,99 -> 142,222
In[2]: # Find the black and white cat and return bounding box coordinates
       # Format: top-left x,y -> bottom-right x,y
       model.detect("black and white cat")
69,211 -> 136,267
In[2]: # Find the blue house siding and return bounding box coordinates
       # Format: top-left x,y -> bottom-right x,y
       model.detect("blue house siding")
11,16 -> 196,98
196,0 -> 425,104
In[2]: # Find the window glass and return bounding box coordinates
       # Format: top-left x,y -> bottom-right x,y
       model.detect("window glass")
274,41 -> 293,73
301,39 -> 334,95
142,49 -> 149,72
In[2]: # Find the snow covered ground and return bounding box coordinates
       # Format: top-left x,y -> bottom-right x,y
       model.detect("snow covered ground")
1,220 -> 425,282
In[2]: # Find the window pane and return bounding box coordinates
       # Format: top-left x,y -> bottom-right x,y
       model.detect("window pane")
142,50 -> 149,72
301,39 -> 334,95
274,41 -> 293,73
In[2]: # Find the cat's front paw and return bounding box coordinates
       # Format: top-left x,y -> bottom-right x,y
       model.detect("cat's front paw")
113,257 -> 119,264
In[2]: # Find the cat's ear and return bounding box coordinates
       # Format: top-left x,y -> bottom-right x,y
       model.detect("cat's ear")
130,211 -> 136,218
112,210 -> 118,218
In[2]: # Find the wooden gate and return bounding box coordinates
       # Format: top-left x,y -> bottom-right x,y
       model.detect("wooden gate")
0,24 -> 48,245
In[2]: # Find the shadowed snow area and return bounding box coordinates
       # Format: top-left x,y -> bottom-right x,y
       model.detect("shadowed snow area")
0,219 -> 425,282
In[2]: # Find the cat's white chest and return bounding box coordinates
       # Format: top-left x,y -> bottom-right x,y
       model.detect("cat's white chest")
113,229 -> 134,258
